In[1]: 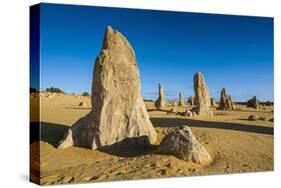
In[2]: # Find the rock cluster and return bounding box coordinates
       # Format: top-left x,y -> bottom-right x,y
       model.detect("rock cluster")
156,126 -> 212,164
210,98 -> 217,107
182,108 -> 196,117
247,96 -> 260,109
193,72 -> 213,116
217,88 -> 236,110
155,84 -> 166,108
58,26 -> 157,150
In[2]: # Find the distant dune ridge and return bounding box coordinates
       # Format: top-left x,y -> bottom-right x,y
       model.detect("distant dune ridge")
58,26 -> 157,150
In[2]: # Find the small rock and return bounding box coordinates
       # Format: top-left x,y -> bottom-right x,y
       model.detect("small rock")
167,107 -> 177,114
248,114 -> 258,121
182,108 -> 193,117
78,101 -> 87,107
258,117 -> 266,121
156,126 -> 212,165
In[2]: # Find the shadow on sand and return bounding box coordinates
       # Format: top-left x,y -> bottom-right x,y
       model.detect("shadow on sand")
147,108 -> 171,113
64,107 -> 92,110
30,122 -> 156,157
150,117 -> 273,135
98,136 -> 157,157
30,122 -> 69,147
30,117 -> 273,157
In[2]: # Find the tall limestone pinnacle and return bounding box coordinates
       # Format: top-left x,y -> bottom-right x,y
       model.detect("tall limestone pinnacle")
58,26 -> 157,149
193,72 -> 213,116
155,84 -> 166,108
178,92 -> 185,106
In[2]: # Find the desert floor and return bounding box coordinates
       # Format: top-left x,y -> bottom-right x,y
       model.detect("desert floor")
30,93 -> 274,185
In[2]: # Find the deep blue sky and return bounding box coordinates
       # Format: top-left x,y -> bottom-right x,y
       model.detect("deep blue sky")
35,3 -> 273,101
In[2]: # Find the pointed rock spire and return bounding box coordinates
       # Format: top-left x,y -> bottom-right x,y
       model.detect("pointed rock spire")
58,26 -> 157,150
193,72 -> 213,116
155,84 -> 166,108
178,92 -> 185,106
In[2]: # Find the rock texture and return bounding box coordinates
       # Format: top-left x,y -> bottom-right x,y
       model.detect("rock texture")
155,84 -> 166,108
178,92 -> 185,106
188,96 -> 195,106
58,26 -> 157,150
156,126 -> 212,164
217,88 -> 236,110
193,72 -> 213,116
247,96 -> 260,109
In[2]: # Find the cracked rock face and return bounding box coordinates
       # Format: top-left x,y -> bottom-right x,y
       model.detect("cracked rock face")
157,126 -> 212,165
58,26 -> 157,150
193,72 -> 213,116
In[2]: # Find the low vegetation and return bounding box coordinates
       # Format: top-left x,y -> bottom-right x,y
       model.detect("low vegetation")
45,87 -> 64,93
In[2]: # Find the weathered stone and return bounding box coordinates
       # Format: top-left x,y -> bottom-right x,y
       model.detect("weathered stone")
155,84 -> 166,108
247,96 -> 260,109
192,112 -> 197,117
173,101 -> 177,107
178,92 -> 185,106
217,88 -> 236,110
193,72 -> 213,116
228,96 -> 236,110
188,96 -> 195,106
210,98 -> 216,107
258,117 -> 266,121
167,107 -> 177,114
248,114 -> 258,121
182,108 -> 193,117
58,26 -> 157,150
156,126 -> 212,164
268,118 -> 274,122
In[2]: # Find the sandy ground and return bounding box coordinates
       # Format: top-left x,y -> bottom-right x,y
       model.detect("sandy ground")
30,93 -> 274,185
